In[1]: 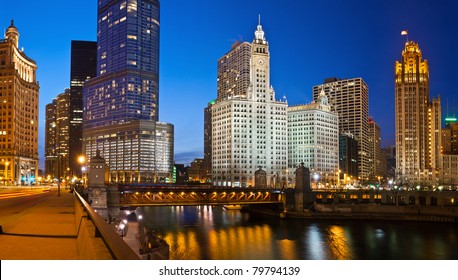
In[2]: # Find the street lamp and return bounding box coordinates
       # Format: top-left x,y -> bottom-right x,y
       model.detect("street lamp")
57,152 -> 61,197
4,161 -> 9,185
119,223 -> 125,238
78,155 -> 86,186
394,185 -> 399,205
313,173 -> 320,188
336,169 -> 341,188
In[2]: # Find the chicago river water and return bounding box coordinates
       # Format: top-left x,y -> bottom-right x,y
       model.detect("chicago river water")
137,205 -> 458,260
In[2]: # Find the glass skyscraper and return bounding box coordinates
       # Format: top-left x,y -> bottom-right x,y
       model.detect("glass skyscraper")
83,0 -> 172,183
70,41 -> 97,177
84,0 -> 159,128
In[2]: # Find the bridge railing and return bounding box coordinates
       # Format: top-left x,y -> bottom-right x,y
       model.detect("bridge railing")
74,190 -> 140,260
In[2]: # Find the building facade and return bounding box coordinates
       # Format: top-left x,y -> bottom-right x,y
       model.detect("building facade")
154,122 -> 174,182
339,132 -> 359,183
0,20 -> 39,185
45,90 -> 74,182
212,18 -> 288,187
368,117 -> 387,181
441,118 -> 458,155
395,41 -> 441,185
45,99 -> 57,179
312,77 -> 370,180
188,158 -> 208,183
288,90 -> 339,187
382,145 -> 396,179
203,101 -> 214,181
69,41 -> 97,177
56,90 -> 71,181
83,0 -> 172,182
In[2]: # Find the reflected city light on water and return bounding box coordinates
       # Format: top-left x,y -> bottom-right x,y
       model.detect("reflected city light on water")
137,206 -> 458,260
306,224 -> 326,260
326,225 -> 352,260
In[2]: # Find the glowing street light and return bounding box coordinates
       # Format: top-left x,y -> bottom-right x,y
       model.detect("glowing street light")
78,155 -> 86,165
78,155 -> 87,186
119,223 -> 125,238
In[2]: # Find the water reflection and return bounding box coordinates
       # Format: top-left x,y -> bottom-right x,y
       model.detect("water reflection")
326,226 -> 352,259
137,206 -> 458,260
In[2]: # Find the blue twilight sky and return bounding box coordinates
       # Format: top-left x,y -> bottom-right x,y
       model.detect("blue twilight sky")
1,0 -> 457,168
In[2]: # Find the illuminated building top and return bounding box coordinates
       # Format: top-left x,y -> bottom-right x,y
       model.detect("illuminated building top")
395,41 -> 429,85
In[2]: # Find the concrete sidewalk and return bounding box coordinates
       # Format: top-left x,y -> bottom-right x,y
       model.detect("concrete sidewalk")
0,190 -> 80,260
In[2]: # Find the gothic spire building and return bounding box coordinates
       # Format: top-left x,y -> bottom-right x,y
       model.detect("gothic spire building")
395,40 -> 441,185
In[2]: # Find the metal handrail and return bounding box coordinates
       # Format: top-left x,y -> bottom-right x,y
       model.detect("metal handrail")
74,190 -> 140,260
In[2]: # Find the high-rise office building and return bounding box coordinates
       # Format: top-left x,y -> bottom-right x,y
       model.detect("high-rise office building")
0,20 -> 39,185
382,145 -> 396,179
217,41 -> 251,101
288,90 -> 339,186
45,90 -> 72,181
69,41 -> 96,177
85,0 -> 160,127
339,132 -> 359,182
441,118 -> 458,155
212,18 -> 288,187
45,99 -> 57,178
56,90 -> 71,181
154,122 -> 174,182
83,0 -> 172,182
313,77 -> 370,180
368,117 -> 386,180
203,100 -> 214,181
395,41 -> 441,184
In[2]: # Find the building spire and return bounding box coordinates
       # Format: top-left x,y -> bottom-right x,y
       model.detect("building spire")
254,14 -> 265,42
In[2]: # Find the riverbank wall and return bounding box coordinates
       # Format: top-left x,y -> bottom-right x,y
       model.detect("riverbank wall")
246,204 -> 458,223
298,204 -> 458,223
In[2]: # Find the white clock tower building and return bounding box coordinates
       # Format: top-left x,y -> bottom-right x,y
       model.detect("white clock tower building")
212,17 -> 288,188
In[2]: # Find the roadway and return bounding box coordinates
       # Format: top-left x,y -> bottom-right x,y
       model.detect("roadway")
0,188 -> 55,225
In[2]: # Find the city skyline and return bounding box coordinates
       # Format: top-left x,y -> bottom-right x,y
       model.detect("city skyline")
1,0 -> 457,168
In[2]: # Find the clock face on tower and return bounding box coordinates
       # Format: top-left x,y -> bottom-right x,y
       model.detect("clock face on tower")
258,58 -> 264,66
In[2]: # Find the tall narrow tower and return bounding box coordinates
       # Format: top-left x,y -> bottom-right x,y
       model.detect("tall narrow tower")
395,41 -> 441,185
69,41 -> 96,177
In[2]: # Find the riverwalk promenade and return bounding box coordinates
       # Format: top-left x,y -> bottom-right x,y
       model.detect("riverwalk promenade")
0,187 -> 138,260
0,188 -> 80,260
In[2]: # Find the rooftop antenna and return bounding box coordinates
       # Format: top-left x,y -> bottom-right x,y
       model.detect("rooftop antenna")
454,94 -> 457,118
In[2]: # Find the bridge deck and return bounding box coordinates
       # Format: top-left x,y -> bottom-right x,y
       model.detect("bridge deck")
119,187 -> 283,206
